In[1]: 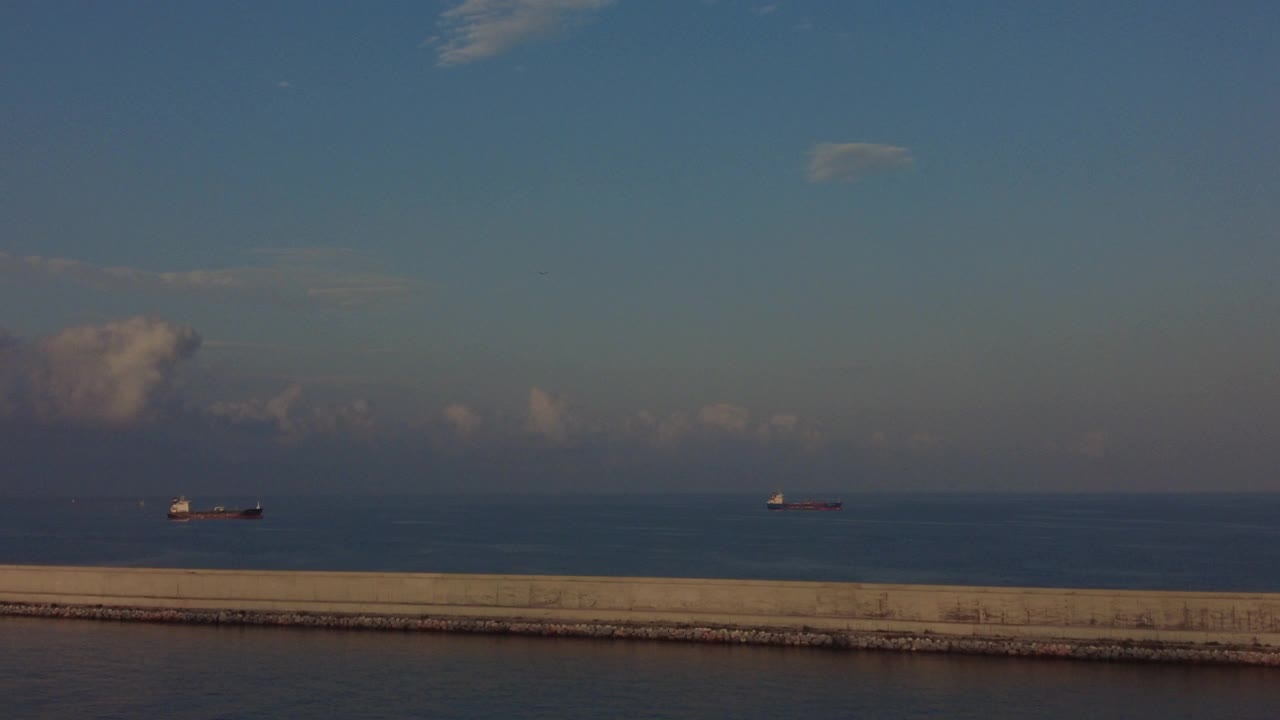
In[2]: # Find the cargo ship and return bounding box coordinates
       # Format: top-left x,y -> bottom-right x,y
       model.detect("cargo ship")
766,491 -> 842,511
167,496 -> 263,521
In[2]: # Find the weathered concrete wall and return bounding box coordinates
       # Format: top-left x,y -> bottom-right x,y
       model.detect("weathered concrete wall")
2,564 -> 1278,649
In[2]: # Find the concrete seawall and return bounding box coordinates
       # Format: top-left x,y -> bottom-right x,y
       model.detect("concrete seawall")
3,565 -> 1279,665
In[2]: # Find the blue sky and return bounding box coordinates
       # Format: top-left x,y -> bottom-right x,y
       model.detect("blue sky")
2,0 -> 1277,494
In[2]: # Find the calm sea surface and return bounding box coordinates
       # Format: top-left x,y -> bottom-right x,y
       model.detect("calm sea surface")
2,493 -> 1278,718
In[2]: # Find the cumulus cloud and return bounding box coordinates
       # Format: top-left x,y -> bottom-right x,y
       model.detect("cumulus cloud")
754,413 -> 824,453
443,403 -> 483,438
0,329 -> 26,419
435,0 -> 615,67
310,398 -> 375,436
0,317 -> 201,426
0,249 -> 413,309
208,384 -> 303,433
627,405 -> 822,454
208,384 -> 374,443
629,409 -> 694,448
754,412 -> 797,442
526,386 -> 570,443
806,142 -> 913,183
763,413 -> 797,433
699,402 -> 750,433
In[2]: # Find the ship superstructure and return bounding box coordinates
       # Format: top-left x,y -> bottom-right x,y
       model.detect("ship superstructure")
765,491 -> 842,511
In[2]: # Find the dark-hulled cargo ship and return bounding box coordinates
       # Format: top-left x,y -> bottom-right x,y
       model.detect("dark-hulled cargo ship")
766,491 -> 842,511
167,496 -> 263,520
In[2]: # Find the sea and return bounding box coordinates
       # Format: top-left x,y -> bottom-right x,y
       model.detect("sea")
2,493 -> 1278,719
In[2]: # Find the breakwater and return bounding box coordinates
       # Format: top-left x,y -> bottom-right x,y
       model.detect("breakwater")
2,565 -> 1278,666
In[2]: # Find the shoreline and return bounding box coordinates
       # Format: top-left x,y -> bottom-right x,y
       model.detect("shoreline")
4,602 -> 1278,666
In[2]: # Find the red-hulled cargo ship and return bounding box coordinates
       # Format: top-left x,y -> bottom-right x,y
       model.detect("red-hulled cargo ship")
167,496 -> 263,520
766,491 -> 842,511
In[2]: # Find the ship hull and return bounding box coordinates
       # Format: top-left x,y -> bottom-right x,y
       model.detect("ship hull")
766,501 -> 842,511
168,508 -> 263,520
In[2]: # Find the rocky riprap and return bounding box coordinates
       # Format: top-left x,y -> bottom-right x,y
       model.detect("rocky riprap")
3,602 -> 1277,667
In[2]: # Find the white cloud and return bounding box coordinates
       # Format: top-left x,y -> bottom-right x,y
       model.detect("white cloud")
755,413 -> 824,453
309,398 -> 375,436
629,405 -> 822,453
252,247 -> 354,262
435,0 -> 615,67
201,340 -> 298,352
629,409 -> 695,448
526,386 -> 572,443
0,317 -> 201,426
806,142 -> 913,183
699,402 -> 750,433
2,252 -> 240,291
0,249 -> 413,308
209,384 -> 302,434
443,403 -> 483,438
755,3 -> 779,15
208,384 -> 374,443
754,412 -> 797,441
305,283 -> 411,307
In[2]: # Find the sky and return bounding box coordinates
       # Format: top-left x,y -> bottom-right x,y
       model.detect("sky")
1,0 -> 1277,495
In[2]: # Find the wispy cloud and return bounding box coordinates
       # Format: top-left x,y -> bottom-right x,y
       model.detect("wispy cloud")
755,413 -> 824,453
208,384 -> 374,444
0,248 -> 415,309
434,0 -> 615,67
624,403 -> 822,452
1,252 -> 239,292
304,283 -> 410,307
252,247 -> 354,262
806,142 -> 913,183
629,410 -> 694,448
438,390 -> 823,451
201,340 -> 299,352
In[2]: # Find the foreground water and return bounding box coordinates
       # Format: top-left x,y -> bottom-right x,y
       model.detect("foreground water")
2,616 -> 1277,720
3,493 -> 1278,718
